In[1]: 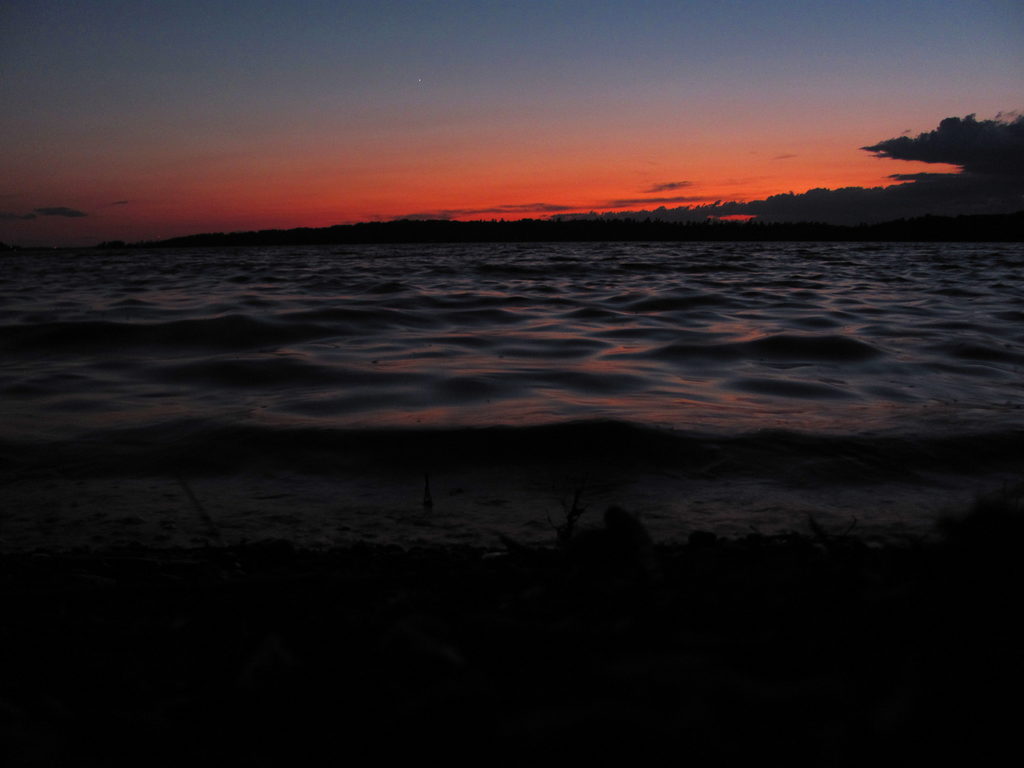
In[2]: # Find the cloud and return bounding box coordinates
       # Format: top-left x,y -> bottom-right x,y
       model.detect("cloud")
570,112 -> 1024,225
34,206 -> 87,217
862,112 -> 1024,176
643,181 -> 693,193
606,195 -> 706,207
489,203 -> 576,214
887,173 -> 953,182
399,202 -> 578,219
773,153 -> 798,160
0,206 -> 89,221
109,200 -> 130,206
390,114 -> 1021,227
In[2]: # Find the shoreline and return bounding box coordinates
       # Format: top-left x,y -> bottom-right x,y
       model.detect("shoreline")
4,420 -> 1022,552
2,462 -> 1015,553
3,494 -> 1021,764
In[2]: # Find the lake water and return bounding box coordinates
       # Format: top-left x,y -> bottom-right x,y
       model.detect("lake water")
2,242 -> 1022,549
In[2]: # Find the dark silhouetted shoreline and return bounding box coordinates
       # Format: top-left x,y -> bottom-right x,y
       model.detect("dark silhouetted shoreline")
91,210 -> 1024,250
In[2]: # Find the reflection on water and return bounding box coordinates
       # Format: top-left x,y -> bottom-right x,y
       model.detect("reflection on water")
1,242 -> 1023,441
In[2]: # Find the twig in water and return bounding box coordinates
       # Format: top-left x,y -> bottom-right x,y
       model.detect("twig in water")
807,513 -> 828,541
423,472 -> 434,510
548,475 -> 588,547
175,473 -> 224,546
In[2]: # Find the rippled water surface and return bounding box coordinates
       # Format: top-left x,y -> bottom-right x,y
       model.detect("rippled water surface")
3,242 -> 1023,437
2,242 -> 1022,548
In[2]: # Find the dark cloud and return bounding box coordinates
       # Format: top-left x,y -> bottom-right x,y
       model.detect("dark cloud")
572,113 -> 1024,225
110,200 -> 130,206
643,181 -> 692,193
0,211 -> 37,220
862,113 -> 1024,176
887,173 -> 952,182
400,202 -> 577,219
723,173 -> 1021,222
580,177 -> 1022,225
35,206 -> 87,217
773,153 -> 798,160
490,203 -> 575,214
607,195 -> 706,207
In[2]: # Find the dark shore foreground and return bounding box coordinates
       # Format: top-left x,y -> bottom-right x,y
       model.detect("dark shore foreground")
2,495 -> 1021,766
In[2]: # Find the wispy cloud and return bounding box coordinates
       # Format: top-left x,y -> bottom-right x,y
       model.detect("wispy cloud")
1,205 -> 89,221
642,181 -> 693,193
398,202 -> 578,219
606,195 -> 706,207
34,206 -> 87,217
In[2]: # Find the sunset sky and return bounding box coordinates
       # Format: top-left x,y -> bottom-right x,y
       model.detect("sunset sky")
2,0 -> 1022,246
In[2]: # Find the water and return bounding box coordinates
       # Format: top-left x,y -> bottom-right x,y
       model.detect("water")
2,242 -> 1022,549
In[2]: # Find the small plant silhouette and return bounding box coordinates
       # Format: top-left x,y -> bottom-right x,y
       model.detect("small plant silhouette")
549,475 -> 588,547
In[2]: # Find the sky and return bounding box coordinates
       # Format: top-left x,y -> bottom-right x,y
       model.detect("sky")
1,0 -> 1022,246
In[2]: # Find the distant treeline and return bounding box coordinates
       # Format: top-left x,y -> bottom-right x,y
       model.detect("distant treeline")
101,210 -> 1024,249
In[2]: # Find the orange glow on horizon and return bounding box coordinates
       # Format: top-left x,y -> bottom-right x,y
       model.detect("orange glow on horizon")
0,123 -> 970,245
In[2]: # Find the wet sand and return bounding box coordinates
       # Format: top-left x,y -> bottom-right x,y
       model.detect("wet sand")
2,495 -> 1021,766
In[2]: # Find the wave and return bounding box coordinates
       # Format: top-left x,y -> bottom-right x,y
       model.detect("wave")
2,242 -> 1023,466
0,314 -> 335,351
740,334 -> 884,362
